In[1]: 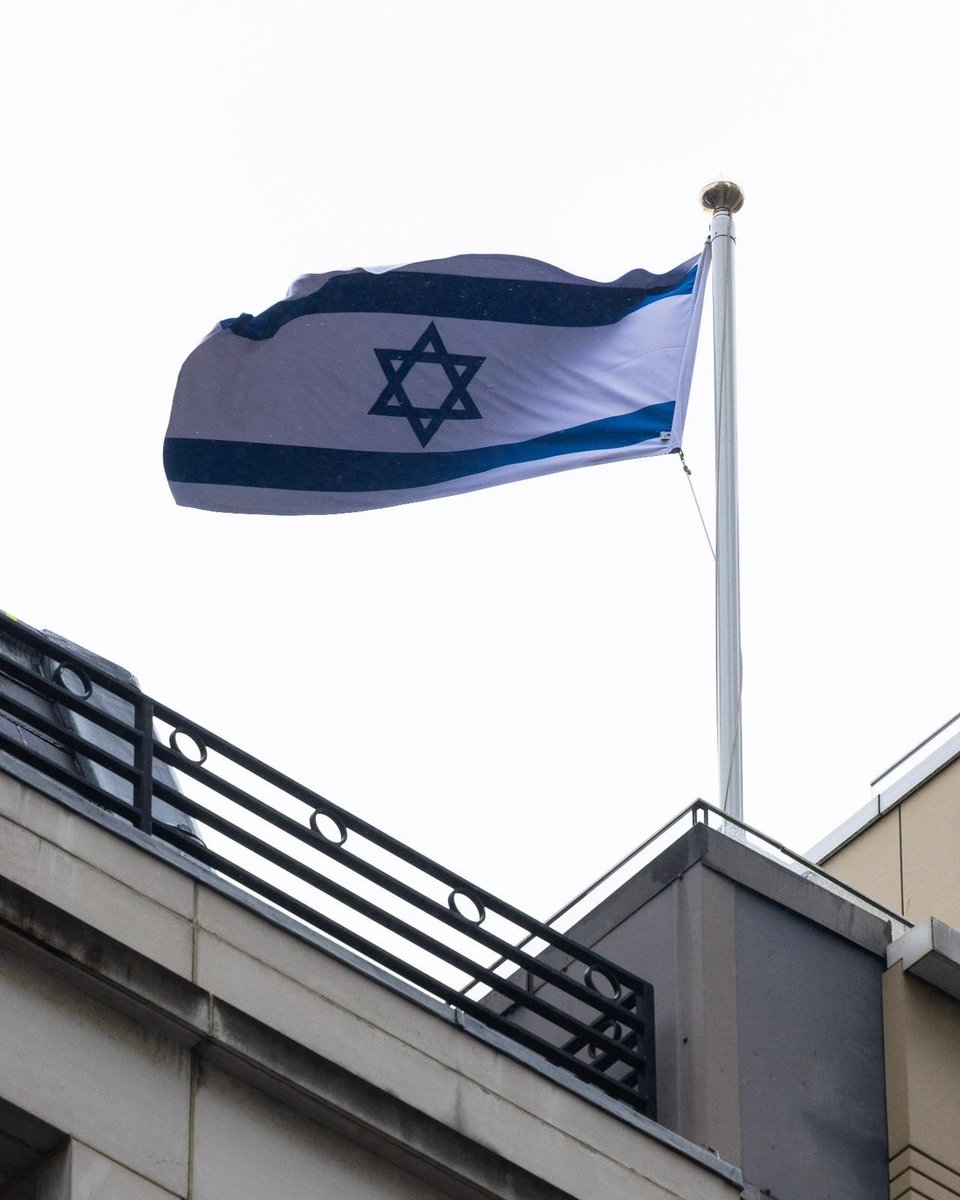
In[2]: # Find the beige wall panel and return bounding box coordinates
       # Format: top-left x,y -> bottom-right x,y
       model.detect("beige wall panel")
899,760 -> 960,925
890,1147 -> 960,1199
891,1171 -> 960,1200
193,1063 -> 453,1200
69,1142 -> 181,1200
822,810 -> 902,914
0,943 -> 190,1195
883,965 -> 960,1181
0,778 -> 194,919
0,809 -> 193,977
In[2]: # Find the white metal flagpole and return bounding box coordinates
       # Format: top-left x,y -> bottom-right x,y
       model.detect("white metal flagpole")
700,181 -> 745,822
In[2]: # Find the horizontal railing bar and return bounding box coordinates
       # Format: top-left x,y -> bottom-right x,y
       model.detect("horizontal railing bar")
0,649 -> 653,1019
563,1029 -> 639,1065
151,698 -> 505,889
0,692 -> 143,785
151,712 -> 654,999
473,794 -> 909,1005
157,777 -> 648,1068
1,624 -> 652,1010
870,708 -> 960,788
154,820 -> 649,1101
693,799 -> 909,926
0,649 -> 137,743
0,613 -> 144,702
153,746 -> 651,1025
0,731 -> 147,824
462,804 -> 698,994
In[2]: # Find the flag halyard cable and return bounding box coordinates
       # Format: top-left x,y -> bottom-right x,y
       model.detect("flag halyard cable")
677,449 -> 716,561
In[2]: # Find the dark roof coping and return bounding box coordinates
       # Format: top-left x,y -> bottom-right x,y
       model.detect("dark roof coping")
562,824 -> 895,959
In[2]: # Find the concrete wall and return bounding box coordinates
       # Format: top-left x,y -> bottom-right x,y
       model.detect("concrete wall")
516,826 -> 891,1200
0,924 -> 463,1200
733,888 -> 887,1200
564,858 -> 738,1159
0,1088 -> 453,1200
0,768 -> 742,1200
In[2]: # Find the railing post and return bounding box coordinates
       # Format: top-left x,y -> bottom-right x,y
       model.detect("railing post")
133,696 -> 154,835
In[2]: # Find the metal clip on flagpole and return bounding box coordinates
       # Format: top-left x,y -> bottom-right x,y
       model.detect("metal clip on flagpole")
701,181 -> 745,823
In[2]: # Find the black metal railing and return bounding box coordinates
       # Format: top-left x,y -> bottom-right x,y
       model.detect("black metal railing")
0,611 -> 656,1117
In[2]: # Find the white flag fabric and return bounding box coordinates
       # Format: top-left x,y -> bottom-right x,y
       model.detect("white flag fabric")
164,247 -> 710,515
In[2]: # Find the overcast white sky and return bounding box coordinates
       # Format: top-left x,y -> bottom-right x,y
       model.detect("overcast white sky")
3,1 -> 958,918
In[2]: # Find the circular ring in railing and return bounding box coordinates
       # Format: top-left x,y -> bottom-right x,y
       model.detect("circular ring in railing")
309,806 -> 348,846
584,964 -> 622,1002
52,661 -> 93,700
587,1017 -> 624,1059
169,727 -> 208,765
447,888 -> 486,924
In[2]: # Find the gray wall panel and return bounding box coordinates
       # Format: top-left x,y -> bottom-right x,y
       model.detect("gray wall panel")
735,887 -> 888,1200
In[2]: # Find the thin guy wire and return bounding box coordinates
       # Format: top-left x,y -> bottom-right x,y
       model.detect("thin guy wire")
677,450 -> 715,560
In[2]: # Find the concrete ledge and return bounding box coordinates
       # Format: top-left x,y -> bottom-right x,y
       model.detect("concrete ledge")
0,865 -> 743,1200
205,1003 -> 577,1200
567,825 -> 896,958
697,826 -> 895,956
888,919 -> 960,1002
0,873 -> 207,1035
512,825 -> 894,994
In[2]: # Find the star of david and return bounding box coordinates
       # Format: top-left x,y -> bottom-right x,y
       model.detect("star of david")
369,322 -> 485,448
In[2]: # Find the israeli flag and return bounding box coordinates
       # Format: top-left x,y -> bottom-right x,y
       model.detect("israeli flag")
164,247 -> 710,515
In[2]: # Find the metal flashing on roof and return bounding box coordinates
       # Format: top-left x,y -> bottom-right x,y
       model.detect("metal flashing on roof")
562,820 -> 903,958
805,798 -> 881,866
876,725 -> 960,813
809,724 -> 960,866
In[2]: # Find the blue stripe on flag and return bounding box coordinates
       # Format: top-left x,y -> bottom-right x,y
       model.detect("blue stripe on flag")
224,269 -> 698,342
164,402 -> 676,494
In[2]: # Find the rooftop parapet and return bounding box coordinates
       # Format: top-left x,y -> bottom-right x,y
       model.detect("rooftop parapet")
0,609 -> 656,1119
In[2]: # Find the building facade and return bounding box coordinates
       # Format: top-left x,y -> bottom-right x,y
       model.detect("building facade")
812,730 -> 960,1200
2,611 -> 954,1199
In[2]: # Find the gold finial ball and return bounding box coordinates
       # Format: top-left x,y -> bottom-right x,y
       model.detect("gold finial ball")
700,181 -> 744,214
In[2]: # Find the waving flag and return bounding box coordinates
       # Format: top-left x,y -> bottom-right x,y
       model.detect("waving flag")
164,247 -> 710,515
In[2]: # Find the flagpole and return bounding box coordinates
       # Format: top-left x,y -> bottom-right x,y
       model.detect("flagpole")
701,181 -> 745,822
